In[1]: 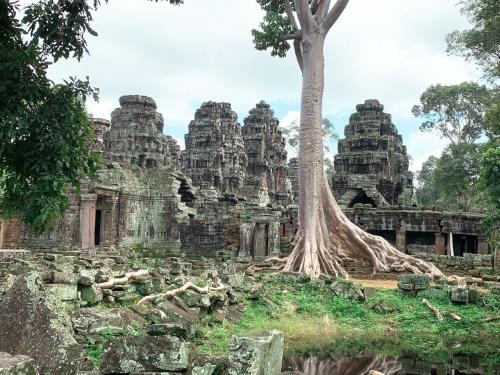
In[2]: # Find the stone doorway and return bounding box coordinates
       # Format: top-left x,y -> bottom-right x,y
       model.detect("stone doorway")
251,223 -> 271,259
80,190 -> 117,253
94,209 -> 102,246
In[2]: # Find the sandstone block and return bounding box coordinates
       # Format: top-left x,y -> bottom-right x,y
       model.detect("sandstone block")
227,330 -> 284,375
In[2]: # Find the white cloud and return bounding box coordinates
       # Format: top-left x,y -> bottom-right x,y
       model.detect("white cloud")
42,0 -> 476,165
406,131 -> 449,173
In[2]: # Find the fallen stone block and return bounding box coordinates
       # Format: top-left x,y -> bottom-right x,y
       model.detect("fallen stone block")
80,284 -> 103,305
0,272 -> 86,375
191,354 -> 227,375
0,352 -> 39,375
100,336 -> 194,374
450,287 -> 469,303
227,330 -> 284,375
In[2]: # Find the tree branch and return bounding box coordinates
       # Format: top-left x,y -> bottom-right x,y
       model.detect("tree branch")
280,32 -> 302,41
310,0 -> 321,15
317,0 -> 331,20
97,270 -> 149,289
294,0 -> 313,32
294,38 -> 304,72
324,0 -> 349,32
284,0 -> 299,31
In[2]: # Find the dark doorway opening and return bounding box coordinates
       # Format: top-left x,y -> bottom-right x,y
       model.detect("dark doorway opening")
367,230 -> 396,245
451,234 -> 478,256
265,224 -> 270,256
348,190 -> 377,208
95,210 -> 102,246
406,231 -> 435,246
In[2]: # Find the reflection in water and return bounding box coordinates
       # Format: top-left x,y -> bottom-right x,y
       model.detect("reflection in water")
284,355 -> 401,375
283,354 -> 500,374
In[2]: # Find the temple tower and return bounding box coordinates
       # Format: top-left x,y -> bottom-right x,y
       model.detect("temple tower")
241,101 -> 289,206
105,95 -> 180,169
333,99 -> 413,207
182,102 -> 247,195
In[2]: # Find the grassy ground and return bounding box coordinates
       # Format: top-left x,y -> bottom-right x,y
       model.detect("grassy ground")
195,275 -> 500,360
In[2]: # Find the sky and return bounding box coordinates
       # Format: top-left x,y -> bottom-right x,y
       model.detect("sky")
44,0 -> 480,172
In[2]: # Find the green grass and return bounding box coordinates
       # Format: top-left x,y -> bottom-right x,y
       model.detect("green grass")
84,325 -> 145,368
195,277 -> 500,359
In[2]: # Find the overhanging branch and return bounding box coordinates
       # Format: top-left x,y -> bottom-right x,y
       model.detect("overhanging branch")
294,0 -> 313,32
279,32 -> 302,41
284,0 -> 299,31
294,38 -> 304,72
324,0 -> 349,32
317,0 -> 331,20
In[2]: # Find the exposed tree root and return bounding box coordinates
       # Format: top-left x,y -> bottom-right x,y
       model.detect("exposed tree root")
137,278 -> 227,305
423,299 -> 444,321
269,174 -> 444,280
97,270 -> 150,289
423,298 -> 461,321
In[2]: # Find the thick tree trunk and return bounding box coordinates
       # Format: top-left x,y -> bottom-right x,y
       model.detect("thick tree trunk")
283,30 -> 443,280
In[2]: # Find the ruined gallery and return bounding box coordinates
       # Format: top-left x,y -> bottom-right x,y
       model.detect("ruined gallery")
0,96 -> 493,274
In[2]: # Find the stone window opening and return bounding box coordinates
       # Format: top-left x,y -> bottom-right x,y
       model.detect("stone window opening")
348,190 -> 377,208
178,180 -> 195,203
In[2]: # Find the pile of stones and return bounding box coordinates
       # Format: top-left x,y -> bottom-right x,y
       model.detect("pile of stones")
412,252 -> 498,279
397,274 -> 492,304
0,251 -> 284,375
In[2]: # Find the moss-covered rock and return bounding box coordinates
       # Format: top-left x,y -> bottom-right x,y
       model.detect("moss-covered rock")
0,352 -> 39,375
99,335 -> 194,373
227,330 -> 284,375
0,272 -> 87,375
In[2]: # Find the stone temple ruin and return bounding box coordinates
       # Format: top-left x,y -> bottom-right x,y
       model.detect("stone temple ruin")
0,97 -> 496,274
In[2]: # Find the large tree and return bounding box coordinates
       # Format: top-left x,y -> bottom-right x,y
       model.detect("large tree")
412,82 -> 495,145
252,0 -> 442,278
446,0 -> 500,82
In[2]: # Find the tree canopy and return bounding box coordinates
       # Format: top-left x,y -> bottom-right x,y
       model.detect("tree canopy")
446,0 -> 500,82
0,0 -> 182,233
412,82 -> 495,144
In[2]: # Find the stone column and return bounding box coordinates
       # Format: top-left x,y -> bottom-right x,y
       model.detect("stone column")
269,222 -> 280,256
395,230 -> 406,253
80,194 -> 97,255
0,218 -> 21,249
237,223 -> 254,262
447,232 -> 454,256
435,232 -> 446,255
477,236 -> 489,255
101,196 -> 118,248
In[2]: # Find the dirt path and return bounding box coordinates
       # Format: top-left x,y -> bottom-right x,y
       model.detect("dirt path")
351,278 -> 399,290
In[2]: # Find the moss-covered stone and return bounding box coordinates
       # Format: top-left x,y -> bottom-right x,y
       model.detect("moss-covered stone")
227,330 -> 284,375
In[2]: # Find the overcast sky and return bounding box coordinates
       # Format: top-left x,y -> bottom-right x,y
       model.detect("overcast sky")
45,0 -> 479,172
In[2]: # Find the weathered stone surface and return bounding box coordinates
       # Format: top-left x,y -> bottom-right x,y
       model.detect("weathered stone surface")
330,279 -> 366,301
45,283 -> 78,302
100,336 -> 194,374
0,352 -> 38,375
182,102 -> 247,196
0,272 -> 85,375
80,284 -> 103,305
241,101 -> 290,206
191,354 -> 227,375
144,323 -> 190,338
227,330 -> 284,375
71,308 -> 146,336
398,274 -> 431,297
155,301 -> 198,336
450,287 -> 469,303
106,95 -> 180,169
